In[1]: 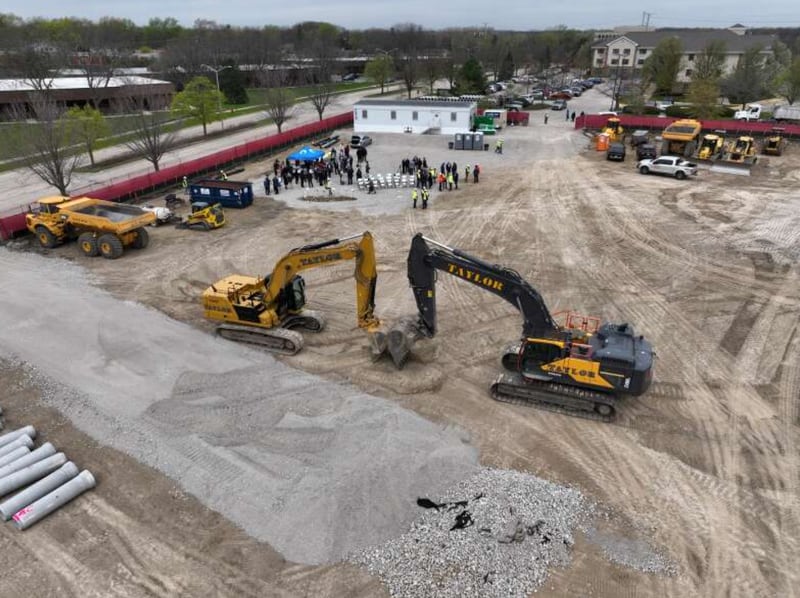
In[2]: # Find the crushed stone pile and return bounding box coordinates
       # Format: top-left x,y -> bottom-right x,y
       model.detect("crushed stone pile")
349,467 -> 592,598
0,250 -> 478,565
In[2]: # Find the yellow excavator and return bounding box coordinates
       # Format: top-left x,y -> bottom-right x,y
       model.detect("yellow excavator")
601,117 -> 624,142
202,232 -> 382,355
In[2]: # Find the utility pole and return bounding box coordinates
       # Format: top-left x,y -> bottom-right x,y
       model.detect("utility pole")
641,12 -> 652,30
201,64 -> 232,129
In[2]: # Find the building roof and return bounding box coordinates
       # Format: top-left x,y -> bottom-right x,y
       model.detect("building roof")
0,76 -> 172,93
355,99 -> 475,109
592,29 -> 776,52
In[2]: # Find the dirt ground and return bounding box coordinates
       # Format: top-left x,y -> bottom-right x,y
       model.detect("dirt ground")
2,109 -> 799,597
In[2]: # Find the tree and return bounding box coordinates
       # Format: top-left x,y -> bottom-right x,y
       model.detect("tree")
308,83 -> 335,120
775,57 -> 800,105
499,49 -> 515,82
12,94 -> 81,196
263,86 -> 294,133
170,76 -> 224,136
125,104 -> 176,172
642,37 -> 683,95
364,54 -> 394,94
686,79 -> 720,118
218,62 -> 248,104
421,57 -> 442,95
692,41 -> 727,81
63,105 -> 109,166
721,45 -> 768,106
459,56 -> 486,94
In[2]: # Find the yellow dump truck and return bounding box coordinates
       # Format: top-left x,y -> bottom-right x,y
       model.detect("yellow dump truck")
660,119 -> 702,158
26,196 -> 155,259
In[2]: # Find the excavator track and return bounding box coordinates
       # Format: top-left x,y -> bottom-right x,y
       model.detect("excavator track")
489,372 -> 617,423
283,309 -> 326,332
216,324 -> 304,355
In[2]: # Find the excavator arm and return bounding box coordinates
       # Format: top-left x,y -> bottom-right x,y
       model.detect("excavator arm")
388,233 -> 558,366
263,232 -> 381,330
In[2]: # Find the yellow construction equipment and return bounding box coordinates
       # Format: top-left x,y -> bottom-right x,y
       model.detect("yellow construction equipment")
26,196 -> 154,259
202,232 -> 382,355
723,135 -> 757,163
695,132 -> 725,161
176,202 -> 225,231
601,117 -> 624,142
762,127 -> 787,156
660,119 -> 702,158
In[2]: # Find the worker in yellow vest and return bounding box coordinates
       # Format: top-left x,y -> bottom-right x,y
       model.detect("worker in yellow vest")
411,188 -> 418,209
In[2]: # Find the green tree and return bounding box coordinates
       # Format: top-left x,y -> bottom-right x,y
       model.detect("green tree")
642,37 -> 683,95
63,105 -> 109,166
686,79 -> 720,118
170,76 -> 224,136
774,57 -> 800,105
721,45 -> 768,106
499,49 -> 515,82
459,56 -> 486,94
218,62 -> 248,104
364,54 -> 394,94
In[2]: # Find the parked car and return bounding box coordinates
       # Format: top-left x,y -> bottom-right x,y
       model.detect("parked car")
568,87 -> 583,97
551,99 -> 568,110
606,142 -> 626,161
637,156 -> 698,179
636,143 -> 658,161
350,135 -> 372,148
549,91 -> 572,101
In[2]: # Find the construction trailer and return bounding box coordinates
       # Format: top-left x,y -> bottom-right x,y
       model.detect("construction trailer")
353,99 -> 477,135
189,179 -> 254,209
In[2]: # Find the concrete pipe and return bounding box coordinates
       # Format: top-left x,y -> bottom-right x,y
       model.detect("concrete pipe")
0,446 -> 30,468
0,435 -> 34,459
0,452 -> 67,498
13,470 -> 96,530
0,426 -> 36,449
0,462 -> 79,521
0,442 -> 56,479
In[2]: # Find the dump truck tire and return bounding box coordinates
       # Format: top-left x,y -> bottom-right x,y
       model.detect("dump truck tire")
78,233 -> 99,257
98,234 -> 124,259
35,226 -> 57,249
132,227 -> 149,249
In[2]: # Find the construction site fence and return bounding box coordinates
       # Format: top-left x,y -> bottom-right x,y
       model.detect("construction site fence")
576,114 -> 800,138
0,111 -> 354,240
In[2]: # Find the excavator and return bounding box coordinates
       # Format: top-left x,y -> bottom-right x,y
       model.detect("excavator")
385,234 -> 654,420
601,116 -> 624,143
203,232 -> 382,355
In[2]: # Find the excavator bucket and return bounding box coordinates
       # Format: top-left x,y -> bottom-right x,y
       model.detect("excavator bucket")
385,317 -> 423,369
368,330 -> 388,361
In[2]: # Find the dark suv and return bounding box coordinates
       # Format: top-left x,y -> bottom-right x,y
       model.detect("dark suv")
606,142 -> 626,161
636,143 -> 658,161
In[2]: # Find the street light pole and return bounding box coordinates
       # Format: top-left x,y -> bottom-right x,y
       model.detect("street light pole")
201,64 -> 232,129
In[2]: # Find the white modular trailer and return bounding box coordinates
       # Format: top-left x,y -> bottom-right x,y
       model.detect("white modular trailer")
353,99 -> 477,135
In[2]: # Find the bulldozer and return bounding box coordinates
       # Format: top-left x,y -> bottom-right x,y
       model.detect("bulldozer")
202,232 -> 383,355
176,202 -> 225,231
723,136 -> 757,163
695,131 -> 725,161
660,119 -> 702,158
601,117 -> 624,143
383,234 -> 654,421
762,127 -> 787,156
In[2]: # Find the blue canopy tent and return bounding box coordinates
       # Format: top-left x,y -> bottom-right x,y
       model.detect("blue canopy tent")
287,146 -> 326,162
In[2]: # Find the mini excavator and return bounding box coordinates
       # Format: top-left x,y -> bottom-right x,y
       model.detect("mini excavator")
203,232 -> 383,355
385,234 -> 654,420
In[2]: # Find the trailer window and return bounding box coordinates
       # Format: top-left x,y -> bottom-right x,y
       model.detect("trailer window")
451,112 -> 457,121
391,110 -> 397,120
412,111 -> 418,121
361,109 -> 368,118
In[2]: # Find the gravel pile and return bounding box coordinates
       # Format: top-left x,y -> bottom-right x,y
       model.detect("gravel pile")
349,467 -> 592,598
585,526 -> 677,575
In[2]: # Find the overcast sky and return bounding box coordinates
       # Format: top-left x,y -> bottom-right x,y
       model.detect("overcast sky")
4,1 -> 797,31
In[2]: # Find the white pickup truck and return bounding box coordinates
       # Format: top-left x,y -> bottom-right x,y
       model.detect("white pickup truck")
636,156 -> 698,180
734,104 -> 762,121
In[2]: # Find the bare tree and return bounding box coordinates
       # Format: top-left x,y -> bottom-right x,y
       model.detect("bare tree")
12,93 -> 82,195
263,75 -> 295,132
124,101 -> 177,172
307,83 -> 336,120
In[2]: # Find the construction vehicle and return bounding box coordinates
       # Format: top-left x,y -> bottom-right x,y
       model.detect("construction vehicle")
695,131 -> 726,161
26,196 -> 154,259
762,128 -> 787,156
386,234 -> 654,420
176,202 -> 225,231
601,116 -> 624,143
723,136 -> 757,163
773,104 -> 800,123
660,119 -> 702,158
202,232 -> 382,355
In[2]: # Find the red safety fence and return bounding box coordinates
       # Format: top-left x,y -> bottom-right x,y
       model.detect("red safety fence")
576,113 -> 800,138
0,111 -> 354,239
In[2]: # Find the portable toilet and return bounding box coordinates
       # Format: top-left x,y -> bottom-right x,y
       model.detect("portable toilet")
463,132 -> 474,150
596,133 -> 610,151
454,133 -> 464,150
473,131 -> 484,151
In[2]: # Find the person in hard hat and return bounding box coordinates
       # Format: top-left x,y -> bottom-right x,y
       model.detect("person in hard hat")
219,169 -> 227,180
181,176 -> 188,194
495,139 -> 503,154
446,171 -> 454,190
473,164 -> 480,183
464,164 -> 471,183
411,188 -> 419,208
421,188 -> 429,209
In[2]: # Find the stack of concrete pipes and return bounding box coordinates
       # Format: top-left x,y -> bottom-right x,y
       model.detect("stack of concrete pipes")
0,425 -> 95,530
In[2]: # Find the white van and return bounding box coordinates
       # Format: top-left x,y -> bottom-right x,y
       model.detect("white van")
482,109 -> 508,128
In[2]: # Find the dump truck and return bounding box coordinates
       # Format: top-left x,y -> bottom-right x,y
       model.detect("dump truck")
660,119 -> 702,158
26,196 -> 155,259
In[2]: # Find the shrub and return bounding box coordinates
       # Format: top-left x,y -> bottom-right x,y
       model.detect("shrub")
665,104 -> 694,118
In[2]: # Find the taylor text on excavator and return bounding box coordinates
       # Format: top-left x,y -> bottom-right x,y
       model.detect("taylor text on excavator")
203,232 -> 383,355
385,234 -> 654,420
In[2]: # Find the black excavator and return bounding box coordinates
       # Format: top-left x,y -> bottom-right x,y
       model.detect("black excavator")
386,234 -> 654,420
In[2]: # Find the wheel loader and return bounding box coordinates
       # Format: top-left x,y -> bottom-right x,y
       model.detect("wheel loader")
202,232 -> 383,356
695,132 -> 725,161
762,128 -> 787,156
26,196 -> 155,259
601,117 -> 624,143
